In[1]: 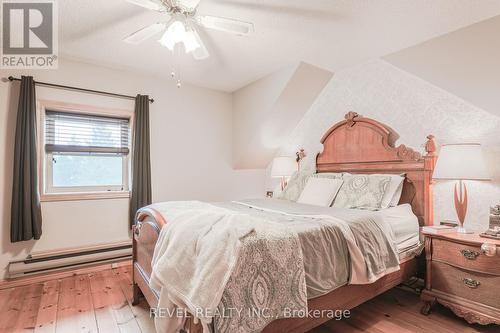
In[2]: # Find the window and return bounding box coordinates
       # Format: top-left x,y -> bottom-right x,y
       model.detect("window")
43,110 -> 131,196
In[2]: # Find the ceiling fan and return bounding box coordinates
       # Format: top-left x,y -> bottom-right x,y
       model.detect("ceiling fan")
123,0 -> 255,61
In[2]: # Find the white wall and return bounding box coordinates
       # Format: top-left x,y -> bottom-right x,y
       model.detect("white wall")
279,59 -> 500,231
0,58 -> 265,279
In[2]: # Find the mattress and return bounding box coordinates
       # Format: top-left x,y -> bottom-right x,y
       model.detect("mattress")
377,204 -> 420,253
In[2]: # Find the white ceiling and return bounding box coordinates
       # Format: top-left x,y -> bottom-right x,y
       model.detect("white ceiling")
59,0 -> 500,92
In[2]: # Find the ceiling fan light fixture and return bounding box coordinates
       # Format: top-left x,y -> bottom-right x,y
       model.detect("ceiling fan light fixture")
158,20 -> 187,50
183,30 -> 201,53
158,32 -> 175,50
126,0 -> 253,63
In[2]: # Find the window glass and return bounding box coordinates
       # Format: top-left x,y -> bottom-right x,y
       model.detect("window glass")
52,154 -> 124,188
43,109 -> 131,194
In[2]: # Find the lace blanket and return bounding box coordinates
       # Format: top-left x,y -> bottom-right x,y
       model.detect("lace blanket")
215,226 -> 307,333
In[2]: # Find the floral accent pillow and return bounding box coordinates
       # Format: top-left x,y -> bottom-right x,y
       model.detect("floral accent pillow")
276,171 -> 312,202
311,172 -> 343,180
277,171 -> 343,202
332,175 -> 391,210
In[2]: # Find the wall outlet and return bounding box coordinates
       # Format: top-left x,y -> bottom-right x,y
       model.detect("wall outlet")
111,262 -> 119,269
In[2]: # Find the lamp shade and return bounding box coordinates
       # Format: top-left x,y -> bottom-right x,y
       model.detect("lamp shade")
271,156 -> 296,178
433,144 -> 490,181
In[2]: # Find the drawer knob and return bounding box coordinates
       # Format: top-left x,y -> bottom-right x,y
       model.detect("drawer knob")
461,249 -> 480,260
463,278 -> 480,289
481,243 -> 497,257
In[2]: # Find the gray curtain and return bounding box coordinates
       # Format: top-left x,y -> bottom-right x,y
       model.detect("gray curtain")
11,76 -> 42,242
129,95 -> 152,227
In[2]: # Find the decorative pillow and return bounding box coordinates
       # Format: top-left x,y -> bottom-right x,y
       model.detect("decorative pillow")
276,171 -> 313,201
389,178 -> 405,207
332,175 -> 391,210
277,171 -> 343,202
311,172 -> 343,180
297,178 -> 344,207
377,174 -> 405,208
343,173 -> 405,208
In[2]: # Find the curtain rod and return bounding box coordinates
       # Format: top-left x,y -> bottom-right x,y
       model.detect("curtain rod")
6,76 -> 154,103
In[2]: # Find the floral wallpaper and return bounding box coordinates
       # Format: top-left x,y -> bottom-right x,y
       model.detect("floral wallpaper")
279,59 -> 500,231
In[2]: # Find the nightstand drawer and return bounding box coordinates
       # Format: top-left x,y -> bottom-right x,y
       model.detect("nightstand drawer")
431,261 -> 500,308
432,238 -> 500,275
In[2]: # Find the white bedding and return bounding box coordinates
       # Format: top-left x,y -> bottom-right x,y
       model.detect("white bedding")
377,204 -> 420,252
234,199 -> 420,252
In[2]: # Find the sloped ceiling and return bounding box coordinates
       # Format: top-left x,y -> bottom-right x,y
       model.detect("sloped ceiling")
384,15 -> 500,118
59,0 -> 500,92
233,62 -> 333,169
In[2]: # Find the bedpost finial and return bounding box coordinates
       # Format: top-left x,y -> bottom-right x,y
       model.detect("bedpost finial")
425,134 -> 436,156
345,111 -> 360,127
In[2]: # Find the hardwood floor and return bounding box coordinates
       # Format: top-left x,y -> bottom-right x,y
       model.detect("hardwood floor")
0,266 -> 154,333
0,266 -> 497,333
310,287 -> 499,333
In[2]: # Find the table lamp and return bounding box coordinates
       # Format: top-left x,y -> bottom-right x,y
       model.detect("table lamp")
271,156 -> 297,191
433,144 -> 491,233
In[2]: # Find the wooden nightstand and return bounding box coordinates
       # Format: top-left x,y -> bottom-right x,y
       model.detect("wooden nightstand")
420,231 -> 500,325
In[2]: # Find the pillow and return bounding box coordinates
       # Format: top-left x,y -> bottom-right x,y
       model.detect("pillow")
311,172 -> 343,180
297,178 -> 344,207
379,174 -> 405,208
343,173 -> 405,208
389,179 -> 405,207
277,171 -> 313,201
332,174 -> 391,210
278,171 -> 343,202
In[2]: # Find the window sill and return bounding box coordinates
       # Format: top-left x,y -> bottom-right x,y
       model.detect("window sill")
40,191 -> 131,202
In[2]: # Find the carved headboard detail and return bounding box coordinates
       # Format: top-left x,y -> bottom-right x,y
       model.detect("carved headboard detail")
316,112 -> 437,226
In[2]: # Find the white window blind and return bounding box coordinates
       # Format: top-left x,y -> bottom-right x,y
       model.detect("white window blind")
45,111 -> 130,155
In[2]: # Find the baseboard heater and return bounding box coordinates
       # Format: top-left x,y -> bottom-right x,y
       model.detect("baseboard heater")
8,241 -> 132,278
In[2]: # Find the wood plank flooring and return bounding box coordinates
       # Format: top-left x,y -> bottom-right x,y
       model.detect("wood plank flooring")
310,287 -> 498,333
0,266 -> 497,333
0,266 -> 155,333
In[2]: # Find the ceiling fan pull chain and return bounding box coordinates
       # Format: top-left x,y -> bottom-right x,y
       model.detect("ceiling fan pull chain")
173,44 -> 182,88
176,65 -> 182,88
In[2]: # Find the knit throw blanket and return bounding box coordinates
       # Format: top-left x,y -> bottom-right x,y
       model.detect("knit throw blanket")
149,201 -> 307,333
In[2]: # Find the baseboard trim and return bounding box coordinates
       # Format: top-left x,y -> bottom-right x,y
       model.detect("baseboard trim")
0,258 -> 132,290
8,240 -> 132,278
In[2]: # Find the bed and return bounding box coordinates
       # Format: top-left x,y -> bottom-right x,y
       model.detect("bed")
132,112 -> 437,333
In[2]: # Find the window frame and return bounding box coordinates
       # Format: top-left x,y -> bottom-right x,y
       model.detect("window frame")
37,100 -> 134,202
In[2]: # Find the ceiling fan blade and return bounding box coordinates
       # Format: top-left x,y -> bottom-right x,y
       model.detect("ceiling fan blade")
123,22 -> 166,44
176,0 -> 202,12
126,0 -> 164,11
196,15 -> 254,35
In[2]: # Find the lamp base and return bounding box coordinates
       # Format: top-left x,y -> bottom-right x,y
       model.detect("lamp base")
457,226 -> 473,234
454,180 -> 473,234
280,176 -> 288,191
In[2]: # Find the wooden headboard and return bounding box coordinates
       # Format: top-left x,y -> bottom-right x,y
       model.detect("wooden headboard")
316,112 -> 437,226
